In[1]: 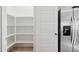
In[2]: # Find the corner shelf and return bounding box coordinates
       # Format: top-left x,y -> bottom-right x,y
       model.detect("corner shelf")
7,42 -> 16,49
7,34 -> 15,38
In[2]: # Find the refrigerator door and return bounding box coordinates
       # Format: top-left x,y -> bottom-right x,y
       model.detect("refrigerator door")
61,8 -> 73,52
0,7 -> 2,52
73,8 -> 79,52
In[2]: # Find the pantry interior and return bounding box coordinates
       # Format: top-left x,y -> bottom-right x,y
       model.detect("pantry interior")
5,6 -> 34,52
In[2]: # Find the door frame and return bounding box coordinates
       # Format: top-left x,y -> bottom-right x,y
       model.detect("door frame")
0,6 -> 2,52
58,9 -> 61,52
2,6 -> 7,52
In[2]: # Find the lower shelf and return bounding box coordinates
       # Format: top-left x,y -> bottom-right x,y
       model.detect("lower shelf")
8,47 -> 33,52
7,41 -> 33,49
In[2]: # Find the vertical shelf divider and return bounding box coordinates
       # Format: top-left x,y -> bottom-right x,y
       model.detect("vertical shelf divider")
14,16 -> 16,43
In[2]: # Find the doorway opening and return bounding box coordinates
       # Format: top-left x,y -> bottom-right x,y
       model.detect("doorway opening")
5,7 -> 34,52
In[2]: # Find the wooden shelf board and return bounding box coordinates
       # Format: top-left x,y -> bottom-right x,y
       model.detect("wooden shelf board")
16,41 -> 33,43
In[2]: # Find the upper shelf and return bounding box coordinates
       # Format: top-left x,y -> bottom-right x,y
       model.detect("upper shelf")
16,33 -> 33,35
7,33 -> 33,38
16,17 -> 33,26
7,24 -> 34,27
16,25 -> 33,26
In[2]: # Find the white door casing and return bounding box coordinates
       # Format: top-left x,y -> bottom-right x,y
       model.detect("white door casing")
2,7 -> 7,52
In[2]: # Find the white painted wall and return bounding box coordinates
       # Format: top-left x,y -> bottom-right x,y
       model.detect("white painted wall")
6,6 -> 33,17
34,6 -> 58,52
14,6 -> 33,17
6,6 -> 16,16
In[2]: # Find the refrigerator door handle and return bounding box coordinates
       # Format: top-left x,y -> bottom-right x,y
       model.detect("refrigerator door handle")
71,17 -> 73,43
74,17 -> 77,45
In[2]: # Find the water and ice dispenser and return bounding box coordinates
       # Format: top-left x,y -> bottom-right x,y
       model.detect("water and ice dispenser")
63,26 -> 71,36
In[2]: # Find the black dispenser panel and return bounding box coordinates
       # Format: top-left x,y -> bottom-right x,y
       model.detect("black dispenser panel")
63,26 -> 71,36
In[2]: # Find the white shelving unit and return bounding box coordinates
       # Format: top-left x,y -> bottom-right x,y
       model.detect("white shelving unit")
7,14 -> 15,49
15,17 -> 33,44
6,14 -> 34,51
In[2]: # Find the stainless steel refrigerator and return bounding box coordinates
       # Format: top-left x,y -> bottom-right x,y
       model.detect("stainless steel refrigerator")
60,6 -> 79,52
